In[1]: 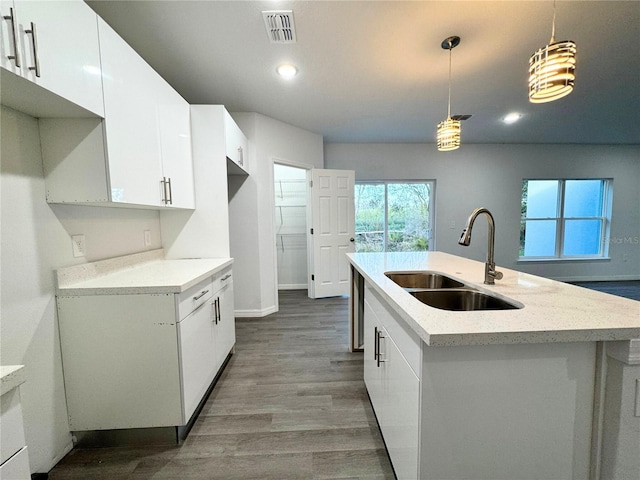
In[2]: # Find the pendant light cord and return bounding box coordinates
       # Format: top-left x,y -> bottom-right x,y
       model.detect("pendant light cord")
447,41 -> 452,118
550,0 -> 556,43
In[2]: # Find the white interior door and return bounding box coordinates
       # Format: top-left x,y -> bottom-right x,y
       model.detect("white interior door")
308,168 -> 355,298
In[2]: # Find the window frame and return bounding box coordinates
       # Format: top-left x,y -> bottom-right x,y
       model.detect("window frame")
519,178 -> 613,261
354,180 -> 436,253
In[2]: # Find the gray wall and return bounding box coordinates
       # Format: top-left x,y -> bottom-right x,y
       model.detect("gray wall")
0,106 -> 162,473
325,143 -> 640,281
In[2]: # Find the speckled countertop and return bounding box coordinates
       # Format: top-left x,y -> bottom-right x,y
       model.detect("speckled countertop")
56,249 -> 233,295
1,365 -> 25,396
348,251 -> 640,347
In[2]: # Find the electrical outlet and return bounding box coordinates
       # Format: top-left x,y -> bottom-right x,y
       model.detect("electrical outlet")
144,230 -> 151,247
450,220 -> 456,229
623,253 -> 629,263
71,235 -> 85,257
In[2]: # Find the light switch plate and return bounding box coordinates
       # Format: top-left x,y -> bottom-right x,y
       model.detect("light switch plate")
71,235 -> 85,257
144,230 -> 151,247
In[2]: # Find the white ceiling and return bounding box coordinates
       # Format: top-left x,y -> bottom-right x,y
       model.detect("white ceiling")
87,0 -> 640,145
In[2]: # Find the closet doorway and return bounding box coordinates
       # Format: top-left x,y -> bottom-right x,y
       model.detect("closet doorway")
274,163 -> 309,291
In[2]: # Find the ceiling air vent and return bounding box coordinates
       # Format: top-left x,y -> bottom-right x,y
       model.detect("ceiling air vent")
451,114 -> 472,121
262,10 -> 297,44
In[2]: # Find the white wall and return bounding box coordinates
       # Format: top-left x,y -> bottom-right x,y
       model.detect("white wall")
0,106 -> 162,473
229,113 -> 323,316
325,143 -> 640,281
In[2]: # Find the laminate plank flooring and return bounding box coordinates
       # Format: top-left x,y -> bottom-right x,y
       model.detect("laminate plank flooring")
569,280 -> 640,301
48,290 -> 394,480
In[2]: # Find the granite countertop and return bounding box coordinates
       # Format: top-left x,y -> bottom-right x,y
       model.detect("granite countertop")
348,251 -> 640,347
56,249 -> 233,295
1,365 -> 25,396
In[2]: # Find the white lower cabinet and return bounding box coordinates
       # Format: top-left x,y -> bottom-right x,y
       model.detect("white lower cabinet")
364,287 -> 420,480
57,268 -> 235,432
0,385 -> 30,479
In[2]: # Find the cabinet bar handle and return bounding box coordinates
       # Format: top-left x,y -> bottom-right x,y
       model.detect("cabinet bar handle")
25,22 -> 40,77
214,298 -> 220,324
161,177 -> 169,204
167,177 -> 173,205
193,289 -> 209,301
376,329 -> 385,367
221,274 -> 231,281
3,8 -> 20,67
374,326 -> 378,361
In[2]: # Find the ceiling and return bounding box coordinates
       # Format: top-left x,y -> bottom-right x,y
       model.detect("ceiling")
87,0 -> 640,145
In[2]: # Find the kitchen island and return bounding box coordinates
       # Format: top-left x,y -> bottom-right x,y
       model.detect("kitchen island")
348,251 -> 640,480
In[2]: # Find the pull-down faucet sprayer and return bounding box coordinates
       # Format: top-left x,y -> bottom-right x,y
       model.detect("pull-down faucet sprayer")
458,207 -> 503,285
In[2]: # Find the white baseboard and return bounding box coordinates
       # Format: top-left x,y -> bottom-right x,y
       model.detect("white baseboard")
234,305 -> 278,318
550,275 -> 640,282
278,284 -> 307,290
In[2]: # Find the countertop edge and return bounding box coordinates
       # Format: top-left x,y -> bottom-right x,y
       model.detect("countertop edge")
1,365 -> 26,396
56,257 -> 234,296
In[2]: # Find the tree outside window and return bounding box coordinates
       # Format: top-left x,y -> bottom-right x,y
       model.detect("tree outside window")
355,182 -> 434,253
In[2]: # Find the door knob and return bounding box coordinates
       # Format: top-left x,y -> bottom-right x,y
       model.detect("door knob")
350,238 -> 355,242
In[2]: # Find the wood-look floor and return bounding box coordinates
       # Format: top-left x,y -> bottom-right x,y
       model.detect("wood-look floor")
569,280 -> 640,301
48,290 -> 394,480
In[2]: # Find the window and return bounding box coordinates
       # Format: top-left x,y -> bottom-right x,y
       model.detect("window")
520,179 -> 612,259
355,181 -> 434,252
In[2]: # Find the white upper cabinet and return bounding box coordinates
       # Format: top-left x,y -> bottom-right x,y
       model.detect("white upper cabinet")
0,0 -> 104,116
156,77 -> 195,209
98,18 -> 164,207
40,19 -> 194,210
224,110 -> 248,174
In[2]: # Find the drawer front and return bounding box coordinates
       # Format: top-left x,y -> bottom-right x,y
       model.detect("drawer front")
0,446 -> 30,479
1,389 -> 26,465
212,267 -> 233,294
178,277 -> 213,320
366,285 -> 421,377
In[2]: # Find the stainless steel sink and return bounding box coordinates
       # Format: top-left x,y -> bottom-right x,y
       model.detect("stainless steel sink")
385,271 -> 465,289
410,289 -> 522,311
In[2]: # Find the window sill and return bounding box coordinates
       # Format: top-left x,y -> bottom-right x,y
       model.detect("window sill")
517,257 -> 611,264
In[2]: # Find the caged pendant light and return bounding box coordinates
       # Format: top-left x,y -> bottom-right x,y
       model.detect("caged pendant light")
437,36 -> 461,152
529,0 -> 576,103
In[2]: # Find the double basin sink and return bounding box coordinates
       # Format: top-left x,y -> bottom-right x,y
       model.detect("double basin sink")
385,271 -> 522,311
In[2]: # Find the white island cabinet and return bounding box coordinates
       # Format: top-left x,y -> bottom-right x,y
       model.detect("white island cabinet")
350,251 -> 640,480
0,0 -> 104,117
55,251 -> 234,442
39,18 -> 194,209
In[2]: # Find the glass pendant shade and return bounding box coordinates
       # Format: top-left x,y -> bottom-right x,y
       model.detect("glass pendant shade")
436,117 -> 461,151
529,40 -> 576,103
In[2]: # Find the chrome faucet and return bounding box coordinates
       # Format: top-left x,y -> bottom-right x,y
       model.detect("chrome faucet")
458,207 -> 503,285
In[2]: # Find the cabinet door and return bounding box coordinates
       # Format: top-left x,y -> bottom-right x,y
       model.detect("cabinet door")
224,110 -> 248,170
1,0 -> 20,75
381,330 -> 420,480
157,78 -> 195,209
98,18 -> 163,207
13,0 -> 103,115
363,299 -> 384,417
178,298 -> 217,421
215,278 -> 236,368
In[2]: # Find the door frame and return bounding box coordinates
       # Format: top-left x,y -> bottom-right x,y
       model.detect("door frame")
270,157 -> 314,313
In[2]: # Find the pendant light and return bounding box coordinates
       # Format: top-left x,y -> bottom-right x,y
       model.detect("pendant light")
528,0 -> 576,103
437,36 -> 461,152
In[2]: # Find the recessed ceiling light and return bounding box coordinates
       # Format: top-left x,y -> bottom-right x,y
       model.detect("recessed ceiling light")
276,64 -> 298,78
503,112 -> 523,124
